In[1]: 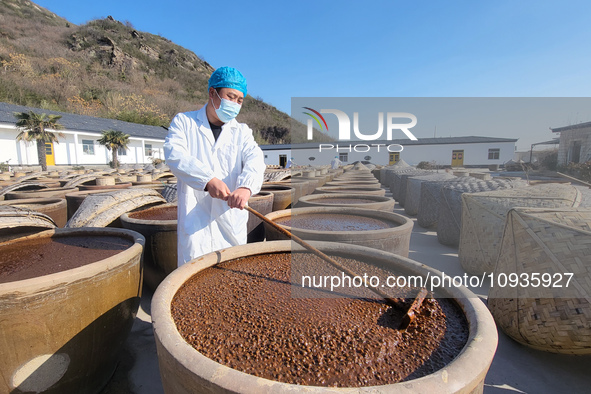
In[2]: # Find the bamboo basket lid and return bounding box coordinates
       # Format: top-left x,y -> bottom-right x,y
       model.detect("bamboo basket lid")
436,179 -> 528,246
404,173 -> 456,216
459,184 -> 582,275
488,207 -> 591,354
0,206 -> 57,242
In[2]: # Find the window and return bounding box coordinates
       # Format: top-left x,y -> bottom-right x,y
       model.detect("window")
339,153 -> 348,162
82,140 -> 94,155
118,147 -> 127,156
145,144 -> 153,156
389,152 -> 400,165
488,148 -> 500,160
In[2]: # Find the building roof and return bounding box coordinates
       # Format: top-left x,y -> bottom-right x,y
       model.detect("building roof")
260,136 -> 518,150
551,121 -> 591,133
0,101 -> 519,149
0,102 -> 168,140
531,139 -> 560,147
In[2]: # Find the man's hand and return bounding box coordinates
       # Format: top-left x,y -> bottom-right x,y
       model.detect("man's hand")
205,177 -> 230,200
227,187 -> 252,209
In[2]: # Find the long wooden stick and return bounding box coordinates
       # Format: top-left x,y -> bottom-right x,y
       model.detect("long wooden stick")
245,205 -> 430,330
245,205 -> 401,307
556,172 -> 591,188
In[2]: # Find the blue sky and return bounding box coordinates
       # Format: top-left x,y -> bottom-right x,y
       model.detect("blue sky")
34,0 -> 591,150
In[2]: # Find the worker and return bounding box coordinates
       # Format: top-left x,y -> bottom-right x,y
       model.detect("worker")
286,157 -> 294,168
164,66 -> 266,267
330,155 -> 341,169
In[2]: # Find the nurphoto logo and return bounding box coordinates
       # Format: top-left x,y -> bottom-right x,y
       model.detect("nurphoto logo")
303,107 -> 418,153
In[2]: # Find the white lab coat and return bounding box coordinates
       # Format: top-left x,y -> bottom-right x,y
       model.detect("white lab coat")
164,104 -> 266,266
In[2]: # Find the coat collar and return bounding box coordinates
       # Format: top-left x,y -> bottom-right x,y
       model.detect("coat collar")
196,104 -> 238,148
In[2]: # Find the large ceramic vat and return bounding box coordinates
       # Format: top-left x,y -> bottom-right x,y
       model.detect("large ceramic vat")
246,191 -> 274,242
273,178 -> 312,196
263,206 -> 413,257
296,193 -> 395,211
121,203 -> 177,291
314,186 -> 386,196
325,180 -> 380,187
0,227 -> 144,394
0,198 -> 67,227
267,181 -> 306,204
5,187 -> 79,200
0,207 -> 56,242
260,184 -> 295,211
152,241 -> 498,394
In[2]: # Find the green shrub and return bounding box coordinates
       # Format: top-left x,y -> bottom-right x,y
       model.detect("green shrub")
566,161 -> 591,183
539,151 -> 558,171
115,110 -> 168,127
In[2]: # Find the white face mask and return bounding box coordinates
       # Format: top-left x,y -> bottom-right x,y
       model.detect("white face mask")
212,90 -> 241,123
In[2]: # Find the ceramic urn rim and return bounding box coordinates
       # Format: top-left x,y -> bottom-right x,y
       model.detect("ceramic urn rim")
120,202 -> 178,226
264,207 -> 413,237
152,240 -> 498,394
0,227 -> 145,293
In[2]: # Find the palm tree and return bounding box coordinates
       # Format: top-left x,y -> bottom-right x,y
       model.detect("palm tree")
14,111 -> 65,171
98,129 -> 130,168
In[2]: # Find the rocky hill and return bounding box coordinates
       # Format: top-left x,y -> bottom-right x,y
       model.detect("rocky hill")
0,0 -> 331,144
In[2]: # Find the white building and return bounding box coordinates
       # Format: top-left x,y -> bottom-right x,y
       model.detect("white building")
0,102 -> 166,168
262,136 -> 517,168
1,102 -> 516,170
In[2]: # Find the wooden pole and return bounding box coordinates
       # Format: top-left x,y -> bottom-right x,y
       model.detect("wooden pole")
244,205 -> 400,306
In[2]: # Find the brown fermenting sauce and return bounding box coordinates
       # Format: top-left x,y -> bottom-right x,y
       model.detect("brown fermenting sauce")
262,186 -> 291,191
172,252 -> 468,387
275,213 -> 394,231
129,206 -> 177,221
0,236 -> 133,283
325,188 -> 380,192
312,198 -> 379,205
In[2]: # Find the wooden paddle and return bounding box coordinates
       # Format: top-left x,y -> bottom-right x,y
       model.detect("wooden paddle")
244,205 -> 426,330
399,288 -> 428,331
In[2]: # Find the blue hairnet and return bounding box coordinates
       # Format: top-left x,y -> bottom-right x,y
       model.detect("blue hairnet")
208,67 -> 247,97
